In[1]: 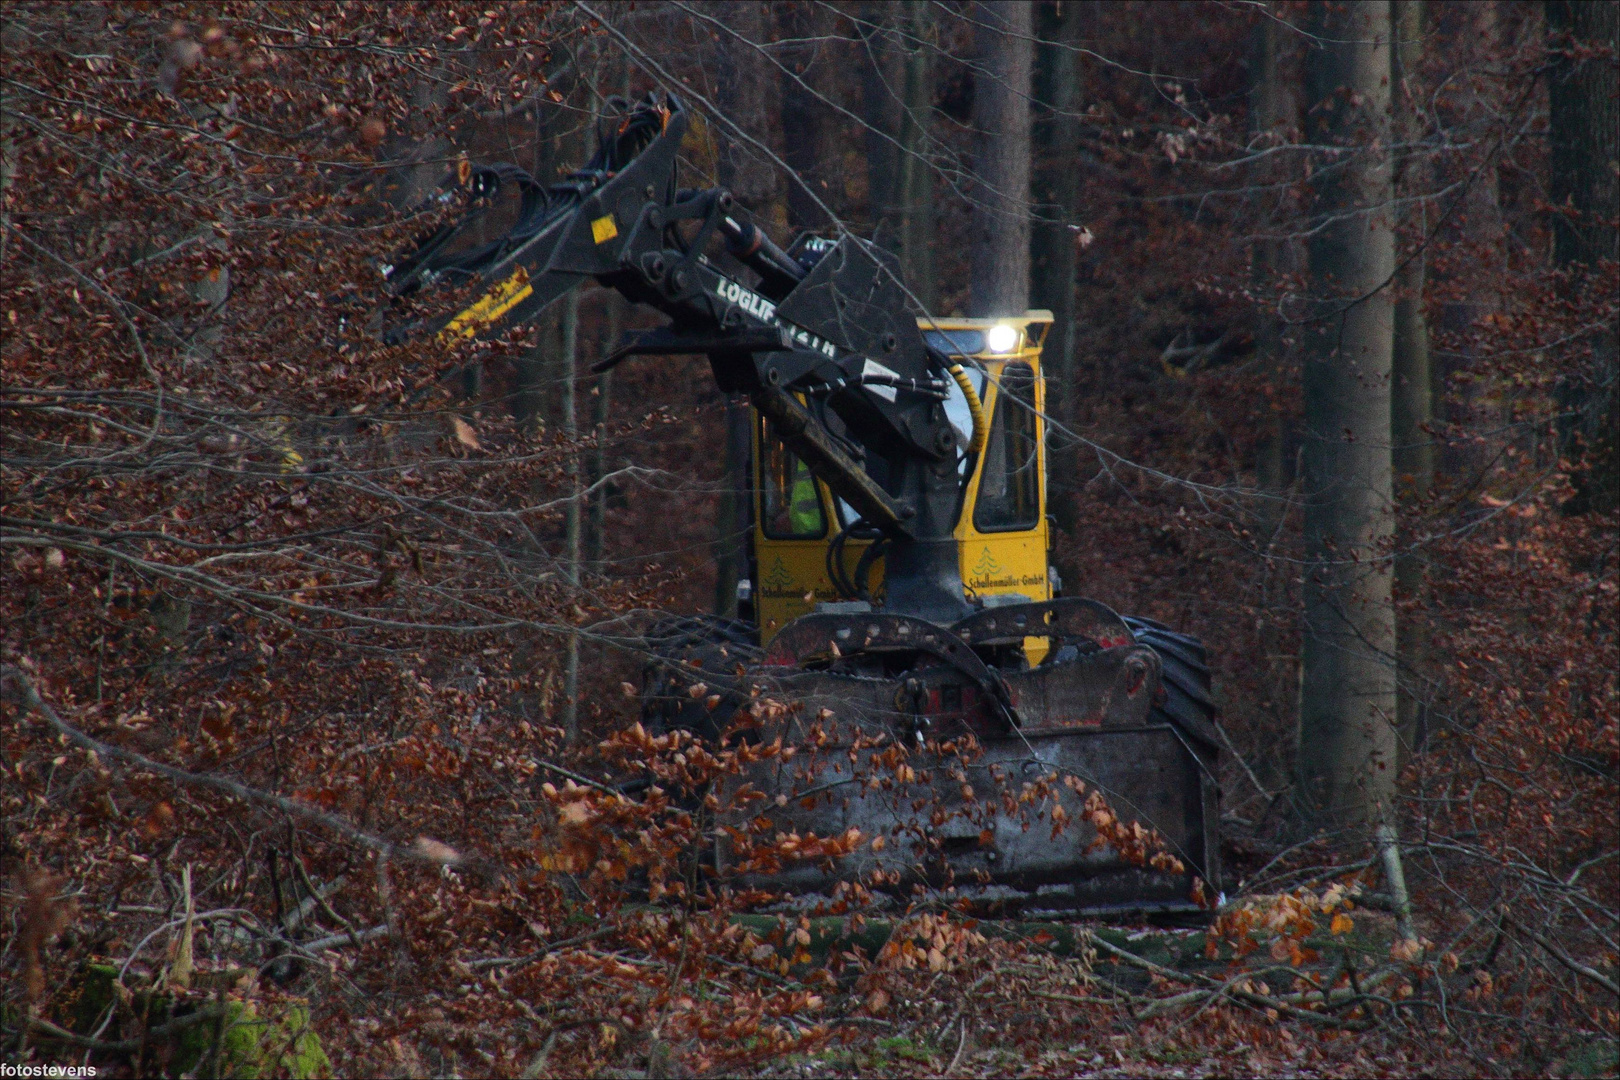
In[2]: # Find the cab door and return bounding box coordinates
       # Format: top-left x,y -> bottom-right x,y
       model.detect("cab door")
956,357 -> 1050,606
751,414 -> 841,642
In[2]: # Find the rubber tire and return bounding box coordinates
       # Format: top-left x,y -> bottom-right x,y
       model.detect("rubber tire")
1121,615 -> 1219,749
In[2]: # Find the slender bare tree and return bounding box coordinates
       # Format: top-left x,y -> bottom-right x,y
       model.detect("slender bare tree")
897,0 -> 938,310
969,0 -> 1034,317
1391,0 -> 1433,765
711,0 -> 777,617
1547,0 -> 1620,514
1249,3 -> 1301,524
1031,1 -> 1080,411
1296,0 -> 1398,829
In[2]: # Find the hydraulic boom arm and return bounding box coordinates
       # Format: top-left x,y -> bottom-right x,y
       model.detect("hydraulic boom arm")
393,94 -> 981,622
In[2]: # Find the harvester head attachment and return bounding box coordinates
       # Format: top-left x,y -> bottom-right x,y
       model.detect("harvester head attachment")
640,600 -> 1221,917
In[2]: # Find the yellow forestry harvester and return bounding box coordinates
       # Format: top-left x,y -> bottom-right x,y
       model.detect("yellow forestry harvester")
383,94 -> 1220,915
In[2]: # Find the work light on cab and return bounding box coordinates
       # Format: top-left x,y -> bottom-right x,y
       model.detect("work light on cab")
985,323 -> 1020,354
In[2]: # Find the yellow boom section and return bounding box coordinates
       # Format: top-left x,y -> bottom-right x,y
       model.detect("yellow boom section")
438,266 -> 534,342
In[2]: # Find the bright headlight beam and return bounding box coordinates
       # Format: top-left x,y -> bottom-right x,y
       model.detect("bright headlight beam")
985,323 -> 1020,354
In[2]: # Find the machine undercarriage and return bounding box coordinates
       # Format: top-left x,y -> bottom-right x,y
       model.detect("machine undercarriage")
641,604 -> 1221,915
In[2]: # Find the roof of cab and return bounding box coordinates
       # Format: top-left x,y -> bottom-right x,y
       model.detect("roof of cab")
915,310 -> 1053,359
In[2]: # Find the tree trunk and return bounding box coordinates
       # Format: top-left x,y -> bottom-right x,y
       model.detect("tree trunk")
588,62 -> 628,568
713,402 -> 752,619
1547,0 -> 1620,515
560,289 -> 581,742
1432,1 -> 1503,467
1031,0 -> 1082,533
859,3 -> 901,245
714,1 -> 778,213
1247,3 -> 1303,790
897,0 -> 937,311
1547,2 -> 1620,270
1297,0 -> 1398,829
713,1 -> 775,616
778,2 -> 829,233
1390,0 -> 1432,766
1249,5 -> 1299,523
969,1 -> 1033,318
587,301 -> 616,567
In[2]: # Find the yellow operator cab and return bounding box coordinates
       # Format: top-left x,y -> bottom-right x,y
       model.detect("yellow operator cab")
751,311 -> 1054,655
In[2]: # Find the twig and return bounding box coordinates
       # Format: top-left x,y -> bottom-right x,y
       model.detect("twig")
300,924 -> 391,953
534,759 -> 624,799
289,857 -> 359,947
1,666 -> 458,868
1082,931 -> 1364,1027
467,923 -> 619,971
945,1018 -> 968,1076
11,1008 -> 222,1053
1138,986 -> 1217,1021
935,972 -> 994,1043
1503,916 -> 1620,997
1212,717 -> 1277,805
1376,823 -> 1416,942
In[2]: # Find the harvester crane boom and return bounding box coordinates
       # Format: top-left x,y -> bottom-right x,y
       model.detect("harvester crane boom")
391,93 -> 981,624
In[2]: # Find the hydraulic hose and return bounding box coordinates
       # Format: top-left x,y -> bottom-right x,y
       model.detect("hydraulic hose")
948,362 -> 988,455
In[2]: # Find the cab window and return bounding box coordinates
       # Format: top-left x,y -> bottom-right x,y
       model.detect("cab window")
973,362 -> 1041,532
759,422 -> 826,539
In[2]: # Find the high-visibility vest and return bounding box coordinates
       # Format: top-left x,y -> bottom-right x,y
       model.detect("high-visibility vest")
787,473 -> 821,535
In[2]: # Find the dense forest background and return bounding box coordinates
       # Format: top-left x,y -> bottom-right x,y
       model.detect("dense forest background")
2,2 -> 1615,1077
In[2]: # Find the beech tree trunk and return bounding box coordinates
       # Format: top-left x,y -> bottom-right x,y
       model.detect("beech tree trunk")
587,302 -> 616,567
1249,5 -> 1299,524
1247,4 -> 1304,788
1547,2 -> 1620,270
778,2 -> 830,233
1391,0 -> 1433,765
1031,0 -> 1082,532
897,0 -> 937,310
1547,0 -> 1620,515
1432,1 -> 1503,476
969,1 -> 1033,318
561,289 -> 581,742
1031,3 -> 1079,399
1297,0 -> 1398,828
859,3 -> 901,245
713,1 -> 776,617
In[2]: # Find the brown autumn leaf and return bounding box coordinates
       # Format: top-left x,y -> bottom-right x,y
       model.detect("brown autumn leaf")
450,415 -> 480,450
411,836 -> 462,864
19,868 -> 76,1002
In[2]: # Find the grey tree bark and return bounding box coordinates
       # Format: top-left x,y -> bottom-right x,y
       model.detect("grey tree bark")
1432,1 -> 1503,465
969,1 -> 1033,318
1547,0 -> 1619,515
560,289 -> 581,742
896,0 -> 937,311
859,3 -> 901,246
1297,0 -> 1398,829
1248,5 -> 1300,523
1246,3 -> 1304,790
778,2 -> 830,233
587,301 -> 616,567
712,1 -> 777,618
1390,0 -> 1433,766
1547,1 -> 1619,270
588,61 -> 629,568
1031,0 -> 1081,533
